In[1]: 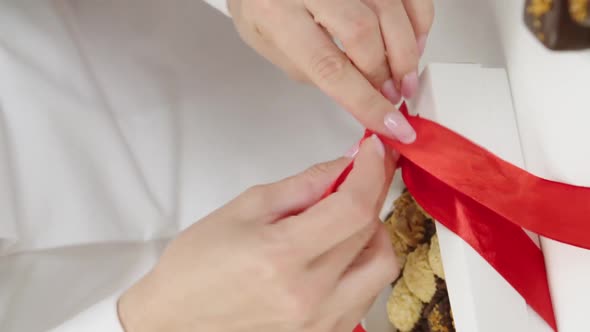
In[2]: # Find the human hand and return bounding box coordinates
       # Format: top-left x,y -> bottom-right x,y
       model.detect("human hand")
228,0 -> 434,143
118,136 -> 400,332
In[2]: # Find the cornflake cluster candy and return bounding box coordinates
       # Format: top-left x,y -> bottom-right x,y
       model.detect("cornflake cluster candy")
384,191 -> 454,332
570,0 -> 590,25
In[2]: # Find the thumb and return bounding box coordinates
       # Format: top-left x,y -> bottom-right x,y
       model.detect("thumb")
260,157 -> 352,220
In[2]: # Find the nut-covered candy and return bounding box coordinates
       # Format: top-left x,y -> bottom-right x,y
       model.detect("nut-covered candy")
429,235 -> 445,280
403,244 -> 437,303
387,277 -> 424,332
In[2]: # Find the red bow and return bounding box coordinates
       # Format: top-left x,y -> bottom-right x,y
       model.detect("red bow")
327,103 -> 590,331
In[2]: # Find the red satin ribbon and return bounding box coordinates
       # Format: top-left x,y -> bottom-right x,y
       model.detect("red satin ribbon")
328,102 -> 590,331
353,324 -> 367,332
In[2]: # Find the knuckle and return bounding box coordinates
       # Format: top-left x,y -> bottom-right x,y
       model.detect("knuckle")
365,63 -> 390,87
305,162 -> 333,180
278,287 -> 312,324
243,184 -> 269,200
341,193 -> 375,225
254,0 -> 278,15
241,184 -> 272,208
309,50 -> 349,83
419,2 -> 436,32
295,164 -> 331,198
357,90 -> 388,118
346,15 -> 377,46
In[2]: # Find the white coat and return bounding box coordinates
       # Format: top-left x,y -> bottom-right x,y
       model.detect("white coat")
0,1 -> 587,331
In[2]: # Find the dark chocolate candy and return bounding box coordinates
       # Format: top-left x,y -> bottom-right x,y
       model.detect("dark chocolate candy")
569,0 -> 590,27
387,191 -> 455,332
409,279 -> 455,332
524,0 -> 590,50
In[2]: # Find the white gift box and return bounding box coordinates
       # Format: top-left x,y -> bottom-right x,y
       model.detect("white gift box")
491,3 -> 590,331
363,63 -> 556,332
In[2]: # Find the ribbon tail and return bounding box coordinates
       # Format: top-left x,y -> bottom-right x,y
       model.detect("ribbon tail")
401,159 -> 557,331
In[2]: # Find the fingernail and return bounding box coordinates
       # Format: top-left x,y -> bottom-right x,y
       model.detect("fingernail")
418,34 -> 428,57
384,112 -> 416,144
381,79 -> 401,105
401,71 -> 418,99
370,134 -> 385,158
344,142 -> 360,158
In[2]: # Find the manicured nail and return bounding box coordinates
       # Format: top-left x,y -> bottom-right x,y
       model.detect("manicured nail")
381,79 -> 401,105
344,142 -> 359,158
418,34 -> 428,56
401,71 -> 418,99
384,112 -> 416,144
370,134 -> 385,157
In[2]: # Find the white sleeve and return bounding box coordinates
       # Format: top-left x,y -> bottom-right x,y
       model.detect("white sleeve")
48,294 -> 125,332
202,0 -> 230,17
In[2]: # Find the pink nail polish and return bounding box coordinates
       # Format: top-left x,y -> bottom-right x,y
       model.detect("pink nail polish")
344,142 -> 359,158
381,79 -> 401,105
401,71 -> 418,99
418,34 -> 428,56
370,134 -> 385,157
384,112 -> 416,144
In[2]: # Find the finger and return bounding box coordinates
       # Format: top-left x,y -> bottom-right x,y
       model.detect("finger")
378,148 -> 399,205
274,135 -> 389,260
333,295 -> 377,332
262,8 -> 416,143
371,0 -> 420,99
305,0 -> 390,89
305,140 -> 396,278
402,0 -> 435,55
233,157 -> 351,222
307,219 -> 379,284
332,224 -> 399,313
339,135 -> 388,205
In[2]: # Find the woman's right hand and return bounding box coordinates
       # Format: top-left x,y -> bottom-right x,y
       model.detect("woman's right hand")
228,0 -> 434,144
118,136 -> 399,332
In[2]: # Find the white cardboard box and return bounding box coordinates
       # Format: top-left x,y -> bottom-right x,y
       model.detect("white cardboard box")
364,63 -> 553,332
491,3 -> 590,331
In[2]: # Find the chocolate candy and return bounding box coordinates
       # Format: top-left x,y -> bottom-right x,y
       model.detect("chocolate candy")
524,0 -> 590,50
385,192 -> 456,332
570,0 -> 590,26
